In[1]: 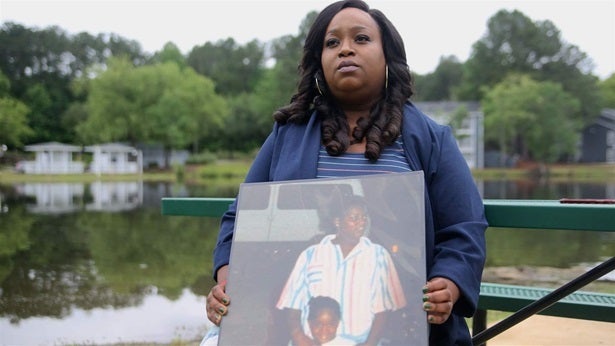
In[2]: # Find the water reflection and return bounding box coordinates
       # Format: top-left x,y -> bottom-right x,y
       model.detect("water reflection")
0,288 -> 211,345
0,181 -> 219,345
0,179 -> 614,345
86,181 -> 142,212
482,179 -> 615,200
16,183 -> 85,214
15,182 -> 144,214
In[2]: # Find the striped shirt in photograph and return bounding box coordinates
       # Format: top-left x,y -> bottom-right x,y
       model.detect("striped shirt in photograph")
275,234 -> 407,343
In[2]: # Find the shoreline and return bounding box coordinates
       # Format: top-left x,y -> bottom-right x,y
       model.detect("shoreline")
1,162 -> 614,184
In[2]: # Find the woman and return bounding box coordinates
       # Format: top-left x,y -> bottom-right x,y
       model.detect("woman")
206,1 -> 487,345
276,195 -> 406,345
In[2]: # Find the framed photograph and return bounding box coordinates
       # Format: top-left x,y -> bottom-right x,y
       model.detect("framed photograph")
218,171 -> 428,345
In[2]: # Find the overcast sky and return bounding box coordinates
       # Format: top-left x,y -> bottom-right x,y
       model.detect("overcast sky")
1,0 -> 614,79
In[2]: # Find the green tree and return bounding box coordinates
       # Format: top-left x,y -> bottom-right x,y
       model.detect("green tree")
150,42 -> 186,68
209,11 -> 318,154
0,98 -> 32,148
76,57 -> 139,143
60,102 -> 89,143
0,72 -> 33,147
0,22 -> 146,89
78,58 -> 227,160
268,11 -> 318,98
246,11 -> 318,128
599,73 -> 615,108
22,83 -> 57,141
214,93 -> 273,154
483,74 -> 582,164
187,38 -> 265,96
0,22 -> 147,144
144,63 -> 227,155
413,56 -> 463,101
458,10 -> 600,120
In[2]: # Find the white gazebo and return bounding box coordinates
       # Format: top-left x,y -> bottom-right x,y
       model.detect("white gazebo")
22,142 -> 85,174
85,143 -> 142,174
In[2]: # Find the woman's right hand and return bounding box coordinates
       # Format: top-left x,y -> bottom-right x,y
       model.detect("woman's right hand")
206,265 -> 230,326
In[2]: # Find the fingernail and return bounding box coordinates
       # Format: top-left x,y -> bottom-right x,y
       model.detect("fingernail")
428,316 -> 435,323
221,297 -> 229,305
422,286 -> 429,293
423,303 -> 432,310
217,307 -> 226,314
215,313 -> 221,321
422,294 -> 429,302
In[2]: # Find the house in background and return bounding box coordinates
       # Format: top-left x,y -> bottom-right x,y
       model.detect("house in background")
138,143 -> 189,169
85,142 -> 142,174
414,101 -> 484,169
579,109 -> 615,163
20,142 -> 84,174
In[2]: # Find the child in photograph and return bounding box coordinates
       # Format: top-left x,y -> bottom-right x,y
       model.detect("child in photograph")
307,296 -> 353,346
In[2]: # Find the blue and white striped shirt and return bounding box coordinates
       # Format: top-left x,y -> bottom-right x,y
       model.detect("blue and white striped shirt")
317,137 -> 412,178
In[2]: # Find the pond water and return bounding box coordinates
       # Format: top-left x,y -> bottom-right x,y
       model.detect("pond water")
0,179 -> 614,345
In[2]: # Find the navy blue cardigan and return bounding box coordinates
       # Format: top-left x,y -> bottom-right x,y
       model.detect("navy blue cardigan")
213,102 -> 487,345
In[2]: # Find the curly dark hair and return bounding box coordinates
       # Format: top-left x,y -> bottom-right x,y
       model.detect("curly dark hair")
308,296 -> 341,321
273,0 -> 413,161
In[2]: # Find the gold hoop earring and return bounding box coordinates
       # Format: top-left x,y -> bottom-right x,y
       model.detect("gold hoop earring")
315,76 -> 324,96
385,65 -> 389,91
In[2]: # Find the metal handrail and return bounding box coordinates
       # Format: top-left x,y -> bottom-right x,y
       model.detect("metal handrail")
472,257 -> 615,345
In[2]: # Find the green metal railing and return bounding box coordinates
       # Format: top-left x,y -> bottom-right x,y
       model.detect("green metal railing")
162,198 -> 615,231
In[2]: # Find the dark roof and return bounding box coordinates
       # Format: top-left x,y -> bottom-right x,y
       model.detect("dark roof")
594,109 -> 615,130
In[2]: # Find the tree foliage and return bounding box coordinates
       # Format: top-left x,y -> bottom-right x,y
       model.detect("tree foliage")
0,71 -> 33,147
0,22 -> 148,146
78,57 -> 227,153
208,11 -> 318,153
458,10 -> 600,121
413,55 -> 463,101
0,98 -> 32,148
599,73 -> 615,108
150,42 -> 186,68
0,8 -> 609,162
187,38 -> 265,96
0,22 -> 146,88
483,74 -> 581,163
213,93 -> 273,153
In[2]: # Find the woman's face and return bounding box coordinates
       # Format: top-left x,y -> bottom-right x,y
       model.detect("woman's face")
321,7 -> 386,107
308,307 -> 340,344
337,205 -> 368,241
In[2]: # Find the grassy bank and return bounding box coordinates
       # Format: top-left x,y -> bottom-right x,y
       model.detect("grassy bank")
2,161 -> 614,184
0,170 -> 176,184
474,163 -> 615,181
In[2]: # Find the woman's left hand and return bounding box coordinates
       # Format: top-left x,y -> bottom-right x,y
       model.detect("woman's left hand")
422,277 -> 460,324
